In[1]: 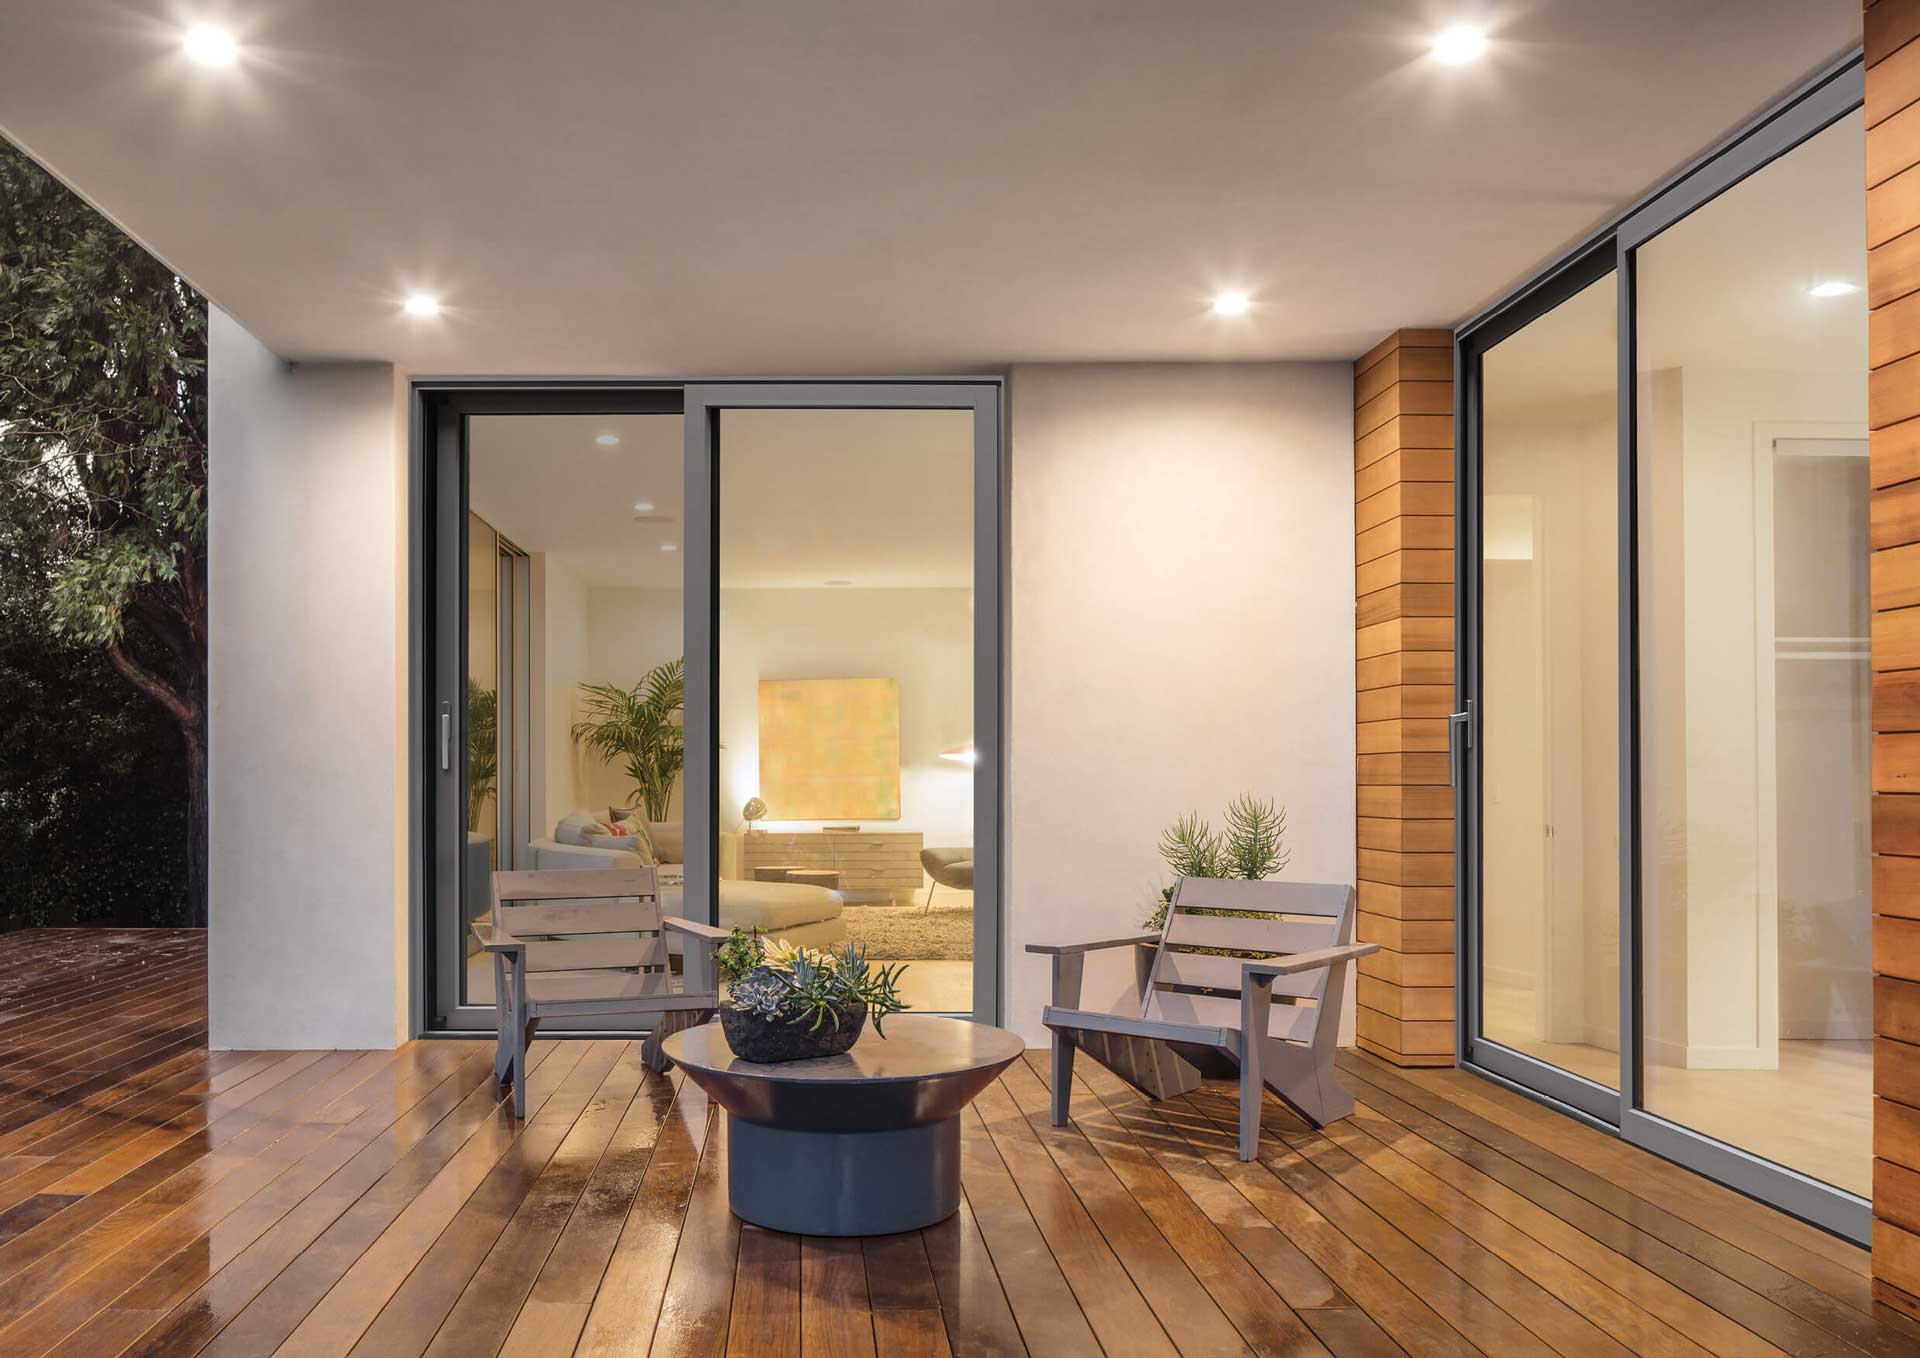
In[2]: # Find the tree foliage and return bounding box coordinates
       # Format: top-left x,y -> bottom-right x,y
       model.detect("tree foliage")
0,136 -> 208,924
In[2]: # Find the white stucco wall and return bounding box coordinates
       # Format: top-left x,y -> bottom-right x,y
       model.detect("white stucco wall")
1003,363 -> 1358,1046
208,308 -> 407,1049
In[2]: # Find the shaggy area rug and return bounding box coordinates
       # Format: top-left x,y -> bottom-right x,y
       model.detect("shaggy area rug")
842,901 -> 975,961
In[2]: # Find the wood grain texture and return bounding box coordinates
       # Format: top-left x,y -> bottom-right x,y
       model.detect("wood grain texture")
1353,333 -> 1458,1068
1875,31 -> 1920,1308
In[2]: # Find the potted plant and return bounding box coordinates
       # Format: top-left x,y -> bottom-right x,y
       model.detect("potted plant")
570,657 -> 685,821
713,929 -> 910,1062
466,680 -> 497,832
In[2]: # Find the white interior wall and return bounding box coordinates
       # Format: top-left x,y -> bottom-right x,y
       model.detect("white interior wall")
1004,363 -> 1357,1047
1642,364 -> 1869,1068
530,553 -> 590,839
207,308 -> 406,1049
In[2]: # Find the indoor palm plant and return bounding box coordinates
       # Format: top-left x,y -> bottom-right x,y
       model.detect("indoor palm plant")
466,680 -> 498,832
571,656 -> 685,821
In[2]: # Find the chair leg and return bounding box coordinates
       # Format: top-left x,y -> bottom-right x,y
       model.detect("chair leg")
1050,1035 -> 1076,1127
924,878 -> 937,912
1238,1033 -> 1264,1161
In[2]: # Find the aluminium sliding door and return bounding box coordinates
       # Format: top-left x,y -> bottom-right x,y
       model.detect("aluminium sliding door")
1461,57 -> 1870,1241
683,383 -> 1003,1022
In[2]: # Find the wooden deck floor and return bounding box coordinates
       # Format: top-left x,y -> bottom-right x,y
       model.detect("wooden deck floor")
0,927 -> 1913,1357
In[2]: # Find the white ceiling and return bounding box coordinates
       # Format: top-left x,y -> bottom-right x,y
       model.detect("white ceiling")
470,408 -> 973,588
0,1 -> 1863,373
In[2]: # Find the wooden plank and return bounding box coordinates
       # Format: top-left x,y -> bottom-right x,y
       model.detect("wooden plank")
1877,793 -> 1920,854
1356,685 -> 1455,724
1876,417 -> 1920,488
1879,974 -> 1920,1048
1876,542 -> 1920,614
1357,849 -> 1453,887
1356,784 -> 1454,819
1870,0 -> 1920,69
1357,817 -> 1454,853
1355,516 -> 1453,563
1358,950 -> 1456,988
1356,914 -> 1453,953
1356,548 -> 1453,595
1872,166 -> 1920,251
1356,584 -> 1454,628
1878,604 -> 1920,671
1356,718 -> 1448,754
1870,97 -> 1920,189
1879,853 -> 1920,920
727,1227 -> 800,1358
1357,882 -> 1454,920
800,1236 -> 876,1358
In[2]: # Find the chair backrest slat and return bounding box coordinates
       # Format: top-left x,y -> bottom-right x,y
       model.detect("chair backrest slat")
1162,914 -> 1337,954
1141,879 -> 1358,1042
1148,988 -> 1319,1042
520,936 -> 668,974
1154,949 -> 1324,1000
498,898 -> 661,939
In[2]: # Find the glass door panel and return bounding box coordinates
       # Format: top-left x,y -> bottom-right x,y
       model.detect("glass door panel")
687,384 -> 1002,1023
1633,110 -> 1870,1197
1475,271 -> 1622,1093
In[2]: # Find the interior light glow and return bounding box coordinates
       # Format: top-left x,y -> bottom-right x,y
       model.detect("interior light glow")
1431,25 -> 1488,64
597,432 -> 622,446
631,499 -> 655,513
1807,280 -> 1859,298
403,294 -> 440,316
183,24 -> 239,67
660,542 -> 678,553
1211,291 -> 1252,317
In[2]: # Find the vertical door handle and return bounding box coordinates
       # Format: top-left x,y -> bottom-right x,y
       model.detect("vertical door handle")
439,702 -> 453,772
1448,701 -> 1474,788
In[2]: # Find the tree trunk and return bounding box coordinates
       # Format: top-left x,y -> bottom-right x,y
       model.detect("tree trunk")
185,727 -> 208,929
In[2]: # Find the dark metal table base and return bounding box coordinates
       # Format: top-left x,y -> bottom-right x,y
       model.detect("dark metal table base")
727,1113 -> 960,1236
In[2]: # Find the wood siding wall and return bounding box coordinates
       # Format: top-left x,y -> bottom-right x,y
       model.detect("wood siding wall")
1353,329 -> 1457,1066
1871,0 -> 1920,1319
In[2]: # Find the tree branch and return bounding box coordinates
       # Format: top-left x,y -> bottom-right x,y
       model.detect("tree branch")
106,639 -> 200,733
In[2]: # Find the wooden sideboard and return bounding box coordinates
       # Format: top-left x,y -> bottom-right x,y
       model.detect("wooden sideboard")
741,831 -> 924,903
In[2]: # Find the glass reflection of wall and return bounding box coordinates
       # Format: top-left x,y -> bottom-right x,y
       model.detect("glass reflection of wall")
719,409 -> 975,1015
1636,111 -> 1870,1196
464,414 -> 687,1009
1479,273 -> 1621,1087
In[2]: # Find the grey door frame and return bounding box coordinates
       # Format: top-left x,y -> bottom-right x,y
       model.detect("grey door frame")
413,378 -> 1006,1034
683,381 -> 1005,1025
1454,50 -> 1870,1242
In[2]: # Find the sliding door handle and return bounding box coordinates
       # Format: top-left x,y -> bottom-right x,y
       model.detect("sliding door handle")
1448,702 -> 1474,788
439,702 -> 453,773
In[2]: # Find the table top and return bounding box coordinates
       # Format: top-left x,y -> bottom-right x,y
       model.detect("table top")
662,1014 -> 1024,1087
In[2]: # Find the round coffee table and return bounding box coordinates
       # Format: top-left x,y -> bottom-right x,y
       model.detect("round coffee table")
661,1014 -> 1024,1236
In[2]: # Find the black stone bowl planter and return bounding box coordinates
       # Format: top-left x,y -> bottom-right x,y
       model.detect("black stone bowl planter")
719,1000 -> 868,1064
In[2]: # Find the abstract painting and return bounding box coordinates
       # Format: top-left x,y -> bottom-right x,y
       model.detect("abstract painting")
757,678 -> 901,820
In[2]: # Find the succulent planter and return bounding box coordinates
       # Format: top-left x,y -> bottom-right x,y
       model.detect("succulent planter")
719,999 -> 868,1063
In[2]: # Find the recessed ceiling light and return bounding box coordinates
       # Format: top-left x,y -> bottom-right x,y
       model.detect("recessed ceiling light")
596,433 -> 621,447
1431,25 -> 1489,65
1211,291 -> 1252,317
631,499 -> 655,513
403,294 -> 440,317
1808,280 -> 1859,298
825,579 -> 852,587
183,24 -> 239,67
660,543 -> 678,553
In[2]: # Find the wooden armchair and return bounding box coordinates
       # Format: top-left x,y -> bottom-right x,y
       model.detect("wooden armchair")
1029,878 -> 1376,1160
472,866 -> 726,1116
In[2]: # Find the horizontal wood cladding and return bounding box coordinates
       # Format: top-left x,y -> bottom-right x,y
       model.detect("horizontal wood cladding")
1883,1035 -> 1920,1102
1878,915 -> 1920,983
1875,418 -> 1920,487
1354,328 -> 1457,1069
1879,854 -> 1920,919
1357,975 -> 1455,1022
1356,548 -> 1453,596
1357,783 -> 1454,819
1355,717 -> 1448,754
1357,815 -> 1454,853
1357,881 -> 1454,919
1874,541 -> 1920,612
1880,975 -> 1920,1049
1358,948 -> 1455,988
1356,414 -> 1454,468
1357,684 -> 1455,723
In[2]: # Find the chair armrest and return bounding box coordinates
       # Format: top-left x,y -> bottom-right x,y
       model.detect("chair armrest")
1026,934 -> 1159,956
1243,943 -> 1379,981
471,920 -> 525,955
663,916 -> 729,943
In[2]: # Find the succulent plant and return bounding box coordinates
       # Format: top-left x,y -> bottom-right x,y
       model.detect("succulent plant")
714,928 -> 910,1035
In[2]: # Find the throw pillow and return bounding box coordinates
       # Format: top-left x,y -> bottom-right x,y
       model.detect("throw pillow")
583,831 -> 654,864
614,815 -> 658,862
646,820 -> 685,864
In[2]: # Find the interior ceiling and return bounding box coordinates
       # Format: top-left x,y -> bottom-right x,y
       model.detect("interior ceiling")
1484,109 -> 1868,418
0,1 -> 1863,374
469,408 -> 972,589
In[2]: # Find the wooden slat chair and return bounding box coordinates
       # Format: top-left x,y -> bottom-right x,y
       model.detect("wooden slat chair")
1030,878 -> 1377,1160
472,866 -> 726,1116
